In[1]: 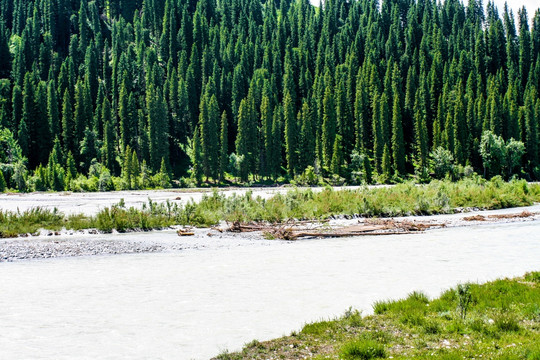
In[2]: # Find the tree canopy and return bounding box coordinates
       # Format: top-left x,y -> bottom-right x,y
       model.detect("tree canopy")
0,0 -> 539,191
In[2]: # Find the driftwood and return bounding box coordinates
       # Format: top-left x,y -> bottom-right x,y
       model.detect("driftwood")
177,228 -> 195,236
464,215 -> 487,221
488,211 -> 535,219
464,211 -> 536,222
228,218 -> 445,240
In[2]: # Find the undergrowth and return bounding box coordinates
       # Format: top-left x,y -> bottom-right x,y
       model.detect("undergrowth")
213,272 -> 540,360
2,178 -> 540,237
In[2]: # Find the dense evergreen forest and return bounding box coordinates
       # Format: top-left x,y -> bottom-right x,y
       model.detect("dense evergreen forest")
0,0 -> 539,192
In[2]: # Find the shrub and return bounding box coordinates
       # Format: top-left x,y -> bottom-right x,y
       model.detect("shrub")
431,147 -> 456,179
457,284 -> 472,319
294,166 -> 320,186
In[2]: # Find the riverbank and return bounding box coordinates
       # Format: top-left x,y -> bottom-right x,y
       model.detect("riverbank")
1,178 -> 539,238
0,227 -> 251,262
213,273 -> 540,359
1,203 -> 539,262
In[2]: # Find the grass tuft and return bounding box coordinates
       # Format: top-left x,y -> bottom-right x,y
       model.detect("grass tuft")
301,320 -> 338,336
494,312 -> 521,332
340,339 -> 386,360
525,272 -> 540,283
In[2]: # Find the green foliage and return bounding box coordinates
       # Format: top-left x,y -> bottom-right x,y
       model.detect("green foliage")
1,0 -> 540,189
339,339 -> 386,360
0,170 -> 6,191
330,135 -> 344,177
12,161 -> 27,192
155,158 -> 171,189
431,147 -> 456,180
493,312 -> 521,332
0,127 -> 23,164
191,126 -> 203,184
0,208 -> 64,237
219,111 -> 228,181
301,320 -> 338,336
228,153 -> 244,181
457,284 -> 472,319
480,131 -> 526,179
228,274 -> 540,359
525,272 -> 540,283
349,151 -> 372,185
3,179 -> 540,237
294,166 -> 321,186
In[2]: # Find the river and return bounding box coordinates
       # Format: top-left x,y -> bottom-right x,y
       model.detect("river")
1,220 -> 539,359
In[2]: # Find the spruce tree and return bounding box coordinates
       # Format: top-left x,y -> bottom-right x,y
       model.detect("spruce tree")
118,78 -> 131,152
453,90 -> 468,165
0,169 -> 7,192
47,81 -> 60,138
260,94 -> 273,178
322,86 -> 336,170
299,100 -> 315,171
524,90 -> 539,170
192,125 -> 203,184
158,158 -> 171,188
219,111 -> 228,181
0,0 -> 540,185
17,116 -> 29,158
122,145 -> 133,188
330,134 -> 344,177
11,85 -> 23,134
391,94 -> 405,176
200,92 -> 219,180
235,98 -> 255,181
21,72 -> 35,164
148,84 -> 169,172
271,105 -> 283,179
283,92 -> 297,177
80,127 -> 98,172
102,97 -> 115,173
65,151 -> 77,186
382,145 -> 392,183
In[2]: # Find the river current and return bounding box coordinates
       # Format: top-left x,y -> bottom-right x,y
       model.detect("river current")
1,220 -> 539,359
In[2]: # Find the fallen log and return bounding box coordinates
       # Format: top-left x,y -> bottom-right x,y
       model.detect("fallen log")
177,228 -> 195,236
463,215 -> 486,221
488,211 -> 535,219
229,218 -> 445,240
280,230 -> 418,240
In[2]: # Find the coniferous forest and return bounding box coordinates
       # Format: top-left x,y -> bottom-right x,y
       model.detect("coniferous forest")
0,0 -> 540,192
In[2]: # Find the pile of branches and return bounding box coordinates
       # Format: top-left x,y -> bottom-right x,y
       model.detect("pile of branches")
463,211 -> 537,221
226,218 -> 444,241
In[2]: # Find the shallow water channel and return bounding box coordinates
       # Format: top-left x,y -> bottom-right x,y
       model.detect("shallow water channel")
1,220 -> 539,360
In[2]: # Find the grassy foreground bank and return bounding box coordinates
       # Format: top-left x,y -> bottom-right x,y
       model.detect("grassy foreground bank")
214,273 -> 540,360
1,178 -> 540,238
